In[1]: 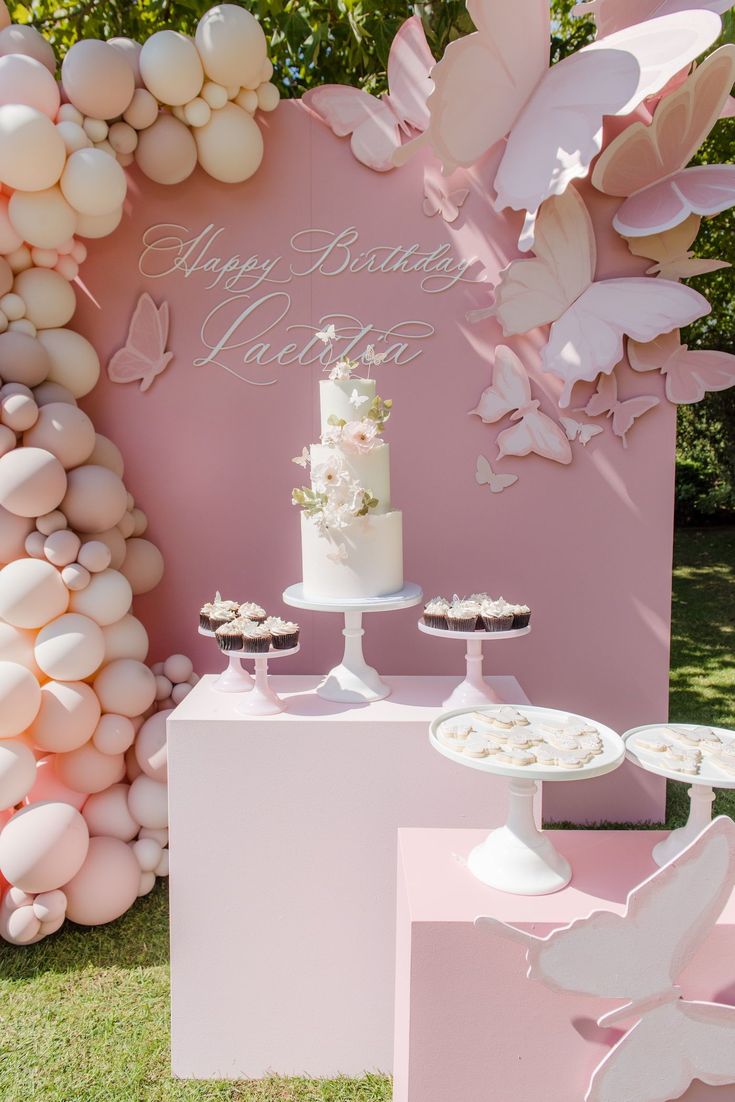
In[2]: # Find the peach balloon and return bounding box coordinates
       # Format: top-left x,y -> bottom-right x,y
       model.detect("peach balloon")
53,742 -> 125,794
0,738 -> 36,808
61,564 -> 89,591
43,529 -> 80,567
34,613 -> 105,681
0,801 -> 89,894
130,507 -> 148,537
27,679 -> 101,753
68,568 -> 132,626
0,194 -> 22,253
61,40 -> 135,121
56,120 -> 91,155
171,682 -> 192,705
24,756 -> 86,810
155,849 -> 169,877
63,835 -> 139,925
37,328 -> 101,398
125,743 -> 142,783
82,782 -> 139,841
87,434 -> 124,477
24,402 -> 96,469
33,382 -> 77,407
120,537 -> 164,596
0,621 -> 42,678
135,113 -> 197,185
0,55 -> 59,118
132,836 -> 161,872
0,445 -> 67,517
135,709 -> 170,783
257,82 -> 280,112
0,506 -> 33,562
127,774 -> 168,830
201,81 -> 228,110
32,888 -> 67,923
6,244 -> 32,273
94,659 -> 156,718
138,869 -> 156,896
101,614 -> 148,664
81,528 -> 126,571
108,121 -> 137,156
92,714 -> 135,756
195,102 -> 263,183
1,392 -> 38,432
0,105 -> 66,191
108,37 -> 142,86
122,87 -> 158,130
61,147 -> 127,217
117,510 -> 135,539
154,675 -> 172,702
0,660 -> 41,739
77,539 -> 111,574
139,30 -> 204,106
0,25 -> 56,75
0,331 -> 51,386
0,558 -> 68,628
1,896 -> 41,944
8,186 -> 77,250
61,464 -> 128,533
13,268 -> 76,329
0,424 -> 15,458
24,530 -> 46,558
139,825 -> 168,847
195,5 -> 267,90
74,206 -> 123,239
36,509 -> 66,536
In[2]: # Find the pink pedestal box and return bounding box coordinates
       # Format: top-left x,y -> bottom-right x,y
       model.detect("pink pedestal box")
167,673 -> 528,1078
394,828 -> 735,1102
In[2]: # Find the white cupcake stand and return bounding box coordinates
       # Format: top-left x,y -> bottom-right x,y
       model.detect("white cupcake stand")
418,621 -> 531,708
430,705 -> 625,895
625,722 -> 735,866
283,582 -> 423,703
198,626 -> 299,715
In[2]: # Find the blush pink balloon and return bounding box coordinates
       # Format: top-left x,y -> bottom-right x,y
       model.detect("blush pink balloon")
194,102 -> 263,183
27,679 -> 101,754
37,328 -> 101,398
61,40 -> 135,121
0,506 -> 33,562
108,37 -> 142,86
68,568 -> 132,627
0,621 -> 42,678
0,105 -> 66,191
139,30 -> 204,107
123,87 -> 158,130
53,742 -> 125,795
0,331 -> 52,386
82,782 -> 139,841
63,835 -> 140,925
195,5 -> 267,90
0,801 -> 89,894
25,756 -> 86,810
0,446 -> 67,517
13,268 -> 76,329
135,113 -> 198,185
0,25 -> 56,75
24,402 -> 96,469
34,613 -> 106,681
61,147 -> 127,217
87,434 -> 124,477
0,558 -> 68,628
92,713 -> 136,756
8,186 -> 77,250
0,193 -> 22,253
0,660 -> 41,739
0,55 -> 59,118
134,709 -> 171,783
127,774 -> 168,830
0,738 -> 36,808
120,537 -> 164,595
94,659 -> 156,718
62,464 -> 128,533
101,614 -> 149,664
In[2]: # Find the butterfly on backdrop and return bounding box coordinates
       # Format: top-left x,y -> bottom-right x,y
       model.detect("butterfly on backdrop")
470,346 -> 572,465
108,292 -> 173,392
571,0 -> 732,39
579,373 -> 659,446
624,214 -> 730,281
559,418 -> 604,446
302,16 -> 435,172
475,455 -> 519,493
422,167 -> 469,223
628,330 -> 735,405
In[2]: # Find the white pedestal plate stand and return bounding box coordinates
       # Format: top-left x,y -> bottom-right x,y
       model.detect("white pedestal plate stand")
418,621 -> 531,708
198,626 -> 253,693
430,705 -> 625,895
198,627 -> 299,714
625,723 -> 735,866
282,582 -> 422,703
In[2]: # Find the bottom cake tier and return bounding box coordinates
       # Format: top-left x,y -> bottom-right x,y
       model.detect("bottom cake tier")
300,510 -> 404,600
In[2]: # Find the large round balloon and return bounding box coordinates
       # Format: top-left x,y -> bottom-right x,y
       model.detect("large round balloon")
92,713 -> 136,756
0,331 -> 51,387
94,659 -> 156,718
0,558 -> 68,628
0,193 -> 22,254
68,568 -> 132,626
0,660 -> 41,739
0,25 -> 56,75
27,679 -> 101,754
0,738 -> 36,808
37,328 -> 100,398
0,55 -> 60,118
0,801 -> 89,894
53,742 -> 125,795
0,621 -> 42,679
24,756 -> 86,810
0,104 -> 66,191
139,30 -> 204,106
83,783 -> 139,841
108,37 -> 142,86
63,835 -> 139,925
101,614 -> 148,664
195,102 -> 263,183
0,445 -> 66,517
87,434 -> 124,478
195,5 -> 267,90
61,40 -> 135,121
61,147 -> 127,217
127,774 -> 168,830
74,207 -> 123,240
134,709 -> 171,784
61,464 -> 128,533
0,506 -> 33,562
13,268 -> 76,329
120,538 -> 164,595
8,186 -> 77,250
23,402 -> 96,469
134,114 -> 197,186
34,613 -> 106,681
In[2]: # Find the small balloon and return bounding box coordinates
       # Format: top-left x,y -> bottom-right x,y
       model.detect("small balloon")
122,88 -> 158,131
135,114 -> 197,186
37,328 -> 101,398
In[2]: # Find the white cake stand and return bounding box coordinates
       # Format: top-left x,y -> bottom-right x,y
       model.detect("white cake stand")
625,723 -> 735,866
198,626 -> 253,693
418,621 -> 531,708
282,582 -> 423,702
430,705 -> 625,896
235,644 -> 300,716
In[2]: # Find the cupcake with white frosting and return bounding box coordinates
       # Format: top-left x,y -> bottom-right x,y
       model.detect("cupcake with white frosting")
423,597 -> 450,630
238,602 -> 267,623
266,617 -> 300,649
242,622 -> 272,653
446,599 -> 478,632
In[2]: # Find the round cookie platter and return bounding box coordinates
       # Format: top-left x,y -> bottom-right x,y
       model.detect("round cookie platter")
625,723 -> 735,787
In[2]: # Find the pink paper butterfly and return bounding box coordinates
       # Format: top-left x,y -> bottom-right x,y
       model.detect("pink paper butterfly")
592,46 -> 735,238
422,168 -> 469,223
580,373 -> 660,446
108,292 -> 173,393
301,16 -> 434,172
393,0 -> 721,249
470,345 -> 572,466
572,0 -> 733,40
625,214 -> 731,281
628,330 -> 735,405
475,454 -> 518,492
479,187 -> 709,406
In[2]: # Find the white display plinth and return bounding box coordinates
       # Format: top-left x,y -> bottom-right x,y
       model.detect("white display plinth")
167,672 -> 529,1079
282,582 -> 422,702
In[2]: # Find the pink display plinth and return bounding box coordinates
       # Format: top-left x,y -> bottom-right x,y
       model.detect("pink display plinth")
168,673 -> 529,1079
394,828 -> 735,1102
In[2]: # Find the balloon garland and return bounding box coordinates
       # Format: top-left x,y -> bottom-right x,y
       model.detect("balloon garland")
0,3 -> 279,944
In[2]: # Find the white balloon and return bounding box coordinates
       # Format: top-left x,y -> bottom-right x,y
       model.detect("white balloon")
60,147 -> 127,217
139,31 -> 204,107
34,613 -> 105,680
0,105 -> 66,191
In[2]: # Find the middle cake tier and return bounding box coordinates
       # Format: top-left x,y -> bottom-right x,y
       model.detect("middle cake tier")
309,442 -> 392,513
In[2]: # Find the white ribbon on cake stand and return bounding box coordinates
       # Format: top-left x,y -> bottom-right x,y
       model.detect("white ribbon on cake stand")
282,582 -> 423,703
418,621 -> 531,708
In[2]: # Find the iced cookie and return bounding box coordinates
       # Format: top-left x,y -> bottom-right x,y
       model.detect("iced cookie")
533,743 -> 560,767
636,732 -> 671,753
487,706 -> 530,729
554,748 -> 593,768
577,732 -> 603,755
564,718 -> 599,738
497,746 -> 536,766
543,730 -> 581,752
661,747 -> 701,775
463,733 -> 494,759
438,721 -> 471,749
667,725 -> 722,752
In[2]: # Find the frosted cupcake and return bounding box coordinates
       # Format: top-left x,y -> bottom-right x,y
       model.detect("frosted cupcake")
510,603 -> 531,629
480,599 -> 513,632
266,617 -> 300,649
209,607 -> 237,632
215,619 -> 246,652
242,622 -> 272,653
238,602 -> 267,623
423,597 -> 450,630
446,600 -> 477,632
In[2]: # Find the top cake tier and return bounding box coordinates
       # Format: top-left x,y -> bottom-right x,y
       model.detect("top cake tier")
319,378 -> 376,435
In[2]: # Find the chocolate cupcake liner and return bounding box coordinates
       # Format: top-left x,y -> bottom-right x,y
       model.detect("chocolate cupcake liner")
199,613 -> 212,630
482,614 -> 514,632
447,615 -> 477,632
216,634 -> 244,652
512,612 -> 531,629
242,635 -> 272,653
272,630 -> 299,650
423,613 -> 448,630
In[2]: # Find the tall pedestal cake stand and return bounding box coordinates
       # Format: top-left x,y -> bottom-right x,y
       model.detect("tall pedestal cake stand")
430,705 -> 625,895
283,582 -> 422,703
625,723 -> 735,866
198,626 -> 253,693
418,621 -> 531,708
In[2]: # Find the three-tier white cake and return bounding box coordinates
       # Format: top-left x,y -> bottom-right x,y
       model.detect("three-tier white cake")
293,372 -> 404,600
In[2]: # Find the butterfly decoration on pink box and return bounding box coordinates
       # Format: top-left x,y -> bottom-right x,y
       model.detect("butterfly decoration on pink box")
422,166 -> 469,224
476,816 -> 735,1102
474,455 -> 519,493
301,16 -> 434,173
108,292 -> 174,393
578,374 -> 660,447
628,331 -> 735,406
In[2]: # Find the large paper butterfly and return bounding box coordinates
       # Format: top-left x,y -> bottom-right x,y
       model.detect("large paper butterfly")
393,0 -> 721,249
470,345 -> 572,465
624,214 -> 730,281
480,187 -> 709,406
592,46 -> 735,238
302,16 -> 434,172
572,0 -> 732,40
476,817 -> 735,1102
628,330 -> 735,405
108,292 -> 173,392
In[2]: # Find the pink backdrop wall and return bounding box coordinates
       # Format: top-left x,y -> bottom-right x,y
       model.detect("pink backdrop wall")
75,102 -> 674,821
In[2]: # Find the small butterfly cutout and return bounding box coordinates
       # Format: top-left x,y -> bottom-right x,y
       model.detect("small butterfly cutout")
363,344 -> 387,366
423,168 -> 470,224
559,417 -> 604,446
316,324 -> 337,344
349,389 -> 370,410
475,455 -> 519,493
108,292 -> 173,392
292,448 -> 311,468
578,374 -> 659,447
327,543 -> 349,564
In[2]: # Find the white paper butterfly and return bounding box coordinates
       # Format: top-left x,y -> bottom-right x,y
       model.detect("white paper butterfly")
560,417 -> 604,446
423,168 -> 470,223
363,344 -> 387,366
477,817 -> 735,1102
349,389 -> 370,410
475,455 -> 519,493
316,324 -> 337,344
326,543 -> 348,565
292,448 -> 311,468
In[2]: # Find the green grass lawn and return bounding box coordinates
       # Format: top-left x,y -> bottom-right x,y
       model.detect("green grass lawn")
1,526 -> 733,1102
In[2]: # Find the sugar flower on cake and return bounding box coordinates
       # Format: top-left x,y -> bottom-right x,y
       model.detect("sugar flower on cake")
311,455 -> 350,493
341,419 -> 381,453
328,359 -> 354,381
